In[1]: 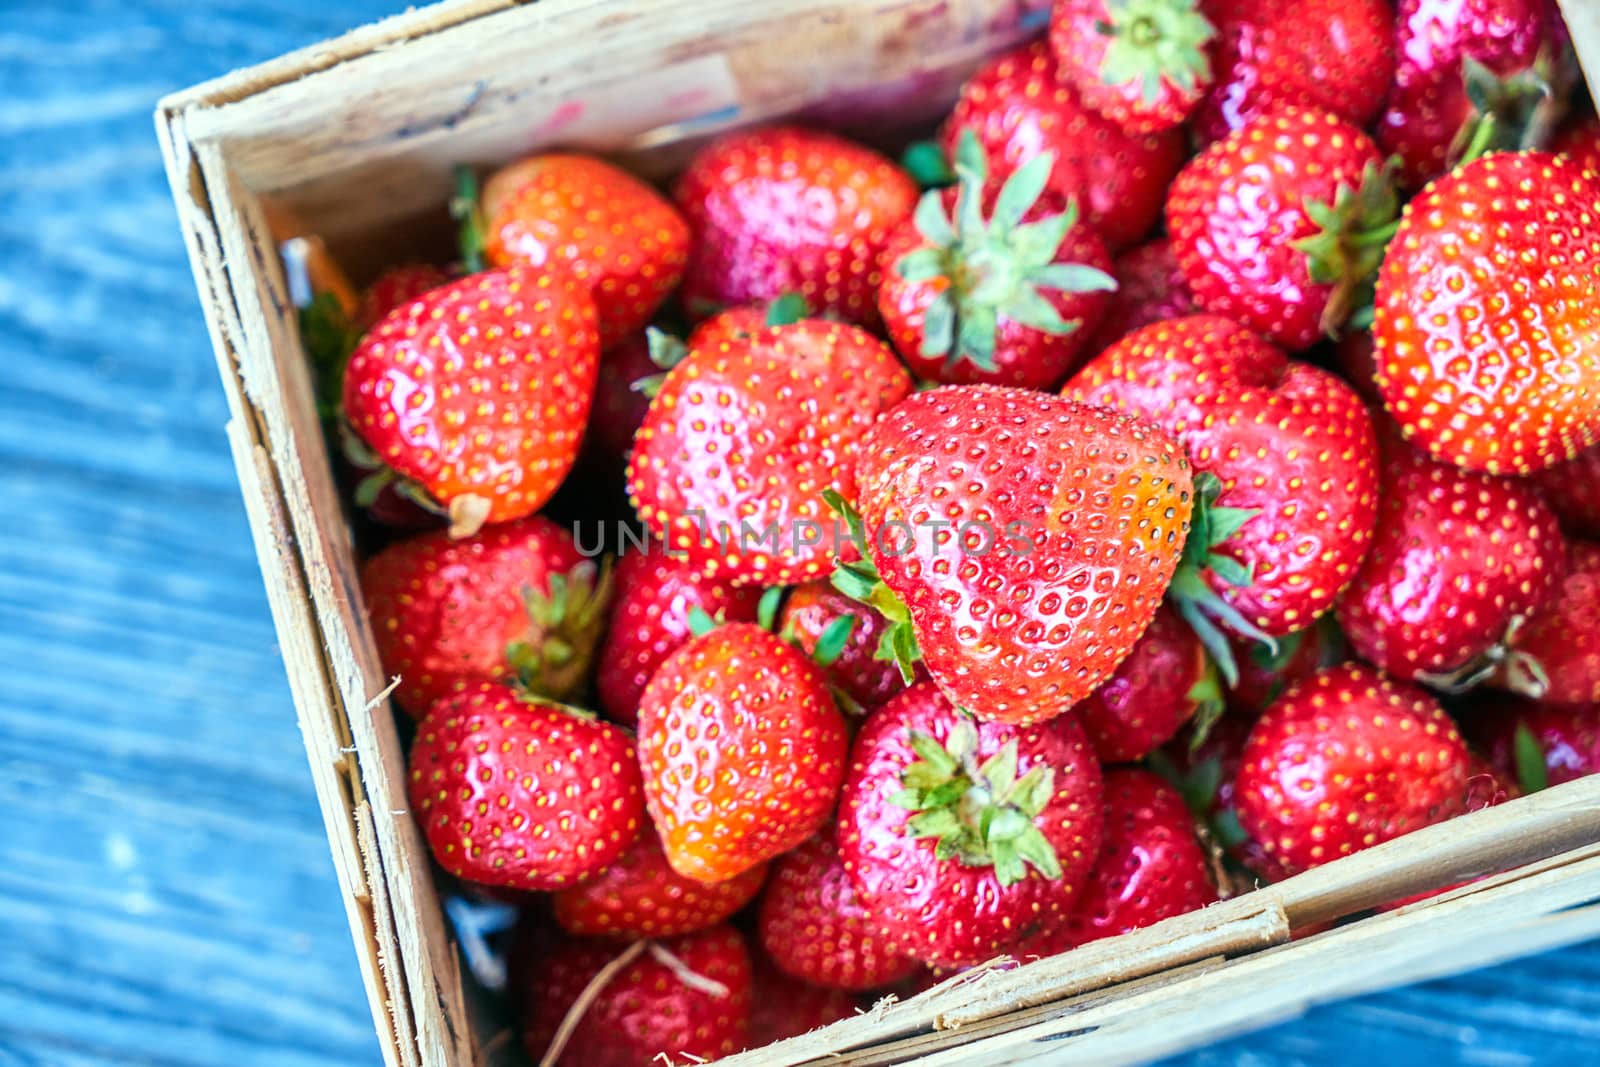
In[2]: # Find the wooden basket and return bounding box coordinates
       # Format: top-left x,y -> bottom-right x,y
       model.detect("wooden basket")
156,1 -> 1600,1064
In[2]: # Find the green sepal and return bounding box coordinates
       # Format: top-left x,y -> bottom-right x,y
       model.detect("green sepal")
686,606 -> 718,638
507,558 -> 615,701
811,614 -> 857,668
450,164 -> 488,274
1185,656 -> 1226,750
902,140 -> 957,190
764,292 -> 809,327
631,327 -> 690,399
299,291 -> 361,418
1290,159 -> 1400,338
756,586 -> 784,633
1513,722 -> 1550,795
1453,44 -> 1576,168
1095,0 -> 1216,106
822,489 -> 924,684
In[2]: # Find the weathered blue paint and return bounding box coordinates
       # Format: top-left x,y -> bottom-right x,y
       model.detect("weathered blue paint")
1,3 -> 1595,1064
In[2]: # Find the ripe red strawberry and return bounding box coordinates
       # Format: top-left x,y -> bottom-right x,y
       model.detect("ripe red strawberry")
1464,695 -> 1600,791
748,961 -> 858,1045
878,137 -> 1116,390
627,318 -> 911,587
840,386 -> 1193,725
1529,443 -> 1600,539
943,41 -> 1186,249
360,516 -> 609,716
520,926 -> 752,1067
1065,315 -> 1379,662
483,154 -> 689,345
779,580 -> 925,712
686,292 -> 810,351
1077,605 -> 1218,763
1224,615 -> 1344,714
1376,0 -> 1558,189
342,268 -> 600,536
1167,106 -> 1397,350
358,263 -> 451,328
1049,0 -> 1217,134
1336,425 -> 1564,686
758,833 -> 918,991
638,623 -> 849,882
675,126 -> 916,326
1086,237 -> 1197,352
595,543 -> 763,726
1373,152 -> 1600,475
838,682 -> 1104,967
1060,769 -> 1218,946
1234,663 -> 1473,877
1193,0 -> 1395,143
1490,540 -> 1600,705
407,682 -> 643,889
552,832 -> 767,940
1552,111 -> 1600,176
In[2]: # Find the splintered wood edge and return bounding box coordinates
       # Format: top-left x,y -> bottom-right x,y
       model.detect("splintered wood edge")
357,803 -> 423,1067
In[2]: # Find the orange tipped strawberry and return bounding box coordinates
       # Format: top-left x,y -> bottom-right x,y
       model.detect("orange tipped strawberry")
342,268 -> 599,536
483,154 -> 688,345
1049,0 -> 1217,134
407,682 -> 644,890
1374,151 -> 1600,474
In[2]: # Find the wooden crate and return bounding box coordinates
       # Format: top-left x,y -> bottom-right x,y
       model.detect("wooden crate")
156,1 -> 1600,1064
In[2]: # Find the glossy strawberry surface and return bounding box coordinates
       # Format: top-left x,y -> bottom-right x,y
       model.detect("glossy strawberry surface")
758,833 -> 918,991
358,262 -> 450,328
595,543 -> 763,726
1049,0 -> 1216,134
1234,663 -> 1472,877
627,318 -> 912,587
1077,605 -> 1210,762
779,580 -> 924,711
838,682 -> 1104,967
407,682 -> 644,890
1374,152 -> 1600,474
551,832 -> 766,940
1491,540 -> 1600,705
1168,107 -> 1388,350
1060,769 -> 1218,946
637,624 -> 849,883
675,126 -> 916,326
343,268 -> 600,528
856,385 -> 1193,724
943,41 -> 1186,249
1067,315 -> 1379,637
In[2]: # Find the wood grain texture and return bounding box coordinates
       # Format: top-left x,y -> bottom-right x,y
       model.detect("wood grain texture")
7,1 -> 1600,1065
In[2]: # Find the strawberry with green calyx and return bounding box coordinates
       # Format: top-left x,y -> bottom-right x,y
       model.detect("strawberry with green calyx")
838,681 -> 1104,967
1077,604 -> 1222,762
1225,614 -> 1345,715
780,580 -> 928,712
1463,696 -> 1600,794
879,131 -> 1117,391
361,517 -> 611,716
408,681 -> 644,890
1153,712 -> 1289,884
630,292 -> 811,401
1167,107 -> 1399,349
1050,0 -> 1217,135
551,832 -> 768,940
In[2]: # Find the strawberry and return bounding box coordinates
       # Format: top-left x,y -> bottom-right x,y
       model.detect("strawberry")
878,135 -> 1117,390
1065,315 -> 1380,668
747,961 -> 858,1045
637,623 -> 849,882
838,682 -> 1104,967
1336,424 -> 1565,687
594,543 -> 763,726
1528,442 -> 1600,539
552,832 -> 766,940
675,126 -> 917,325
407,682 -> 644,890
360,516 -> 610,716
342,268 -> 600,536
520,926 -> 752,1067
1049,0 -> 1217,134
627,318 -> 912,587
687,292 -> 810,350
584,330 -> 661,467
757,833 -> 918,991
837,385 -> 1193,725
1224,615 -> 1344,714
1167,106 -> 1398,350
1490,539 -> 1600,705
1233,663 -> 1473,877
779,580 -> 925,712
1193,0 -> 1395,143
1060,769 -> 1218,946
358,263 -> 451,328
1373,152 -> 1600,474
1077,604 -> 1219,763
1375,0 -> 1560,190
943,41 -> 1186,249
1464,695 -> 1600,791
1085,237 -> 1197,352
483,154 -> 689,344
1552,111 -> 1600,176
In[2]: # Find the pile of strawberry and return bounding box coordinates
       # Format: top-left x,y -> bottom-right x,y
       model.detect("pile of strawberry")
294,0 -> 1600,1062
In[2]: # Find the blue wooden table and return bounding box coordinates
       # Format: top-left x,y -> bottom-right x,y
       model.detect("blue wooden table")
3,2 -> 1599,1064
